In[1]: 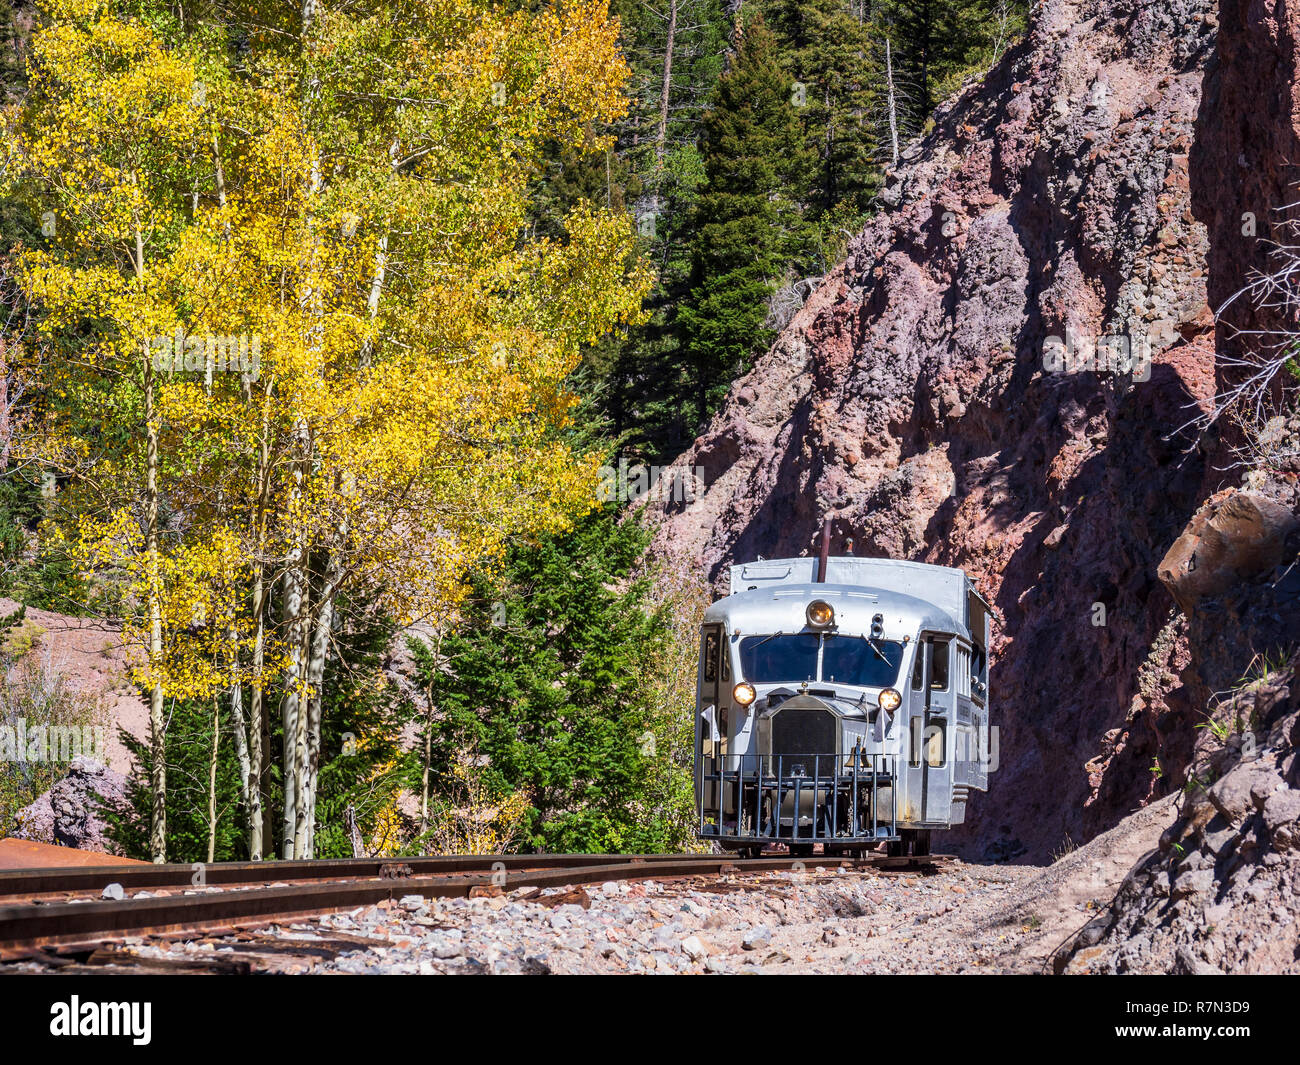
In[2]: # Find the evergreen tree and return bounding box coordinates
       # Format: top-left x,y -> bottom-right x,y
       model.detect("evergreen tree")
413,505 -> 693,853
678,12 -> 808,423
761,0 -> 880,224
876,0 -> 1027,125
573,0 -> 1028,460
593,0 -> 731,463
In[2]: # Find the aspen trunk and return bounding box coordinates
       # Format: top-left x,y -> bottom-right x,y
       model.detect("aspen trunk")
139,221 -> 167,864
280,554 -> 306,860
248,567 -> 266,860
886,37 -> 900,167
206,694 -> 220,864
280,404 -> 312,859
228,641 -> 255,859
0,338 -> 10,469
146,424 -> 165,862
292,565 -> 313,856
419,723 -> 432,838
246,391 -> 272,861
299,549 -> 339,859
358,235 -> 388,370
289,0 -> 323,857
345,805 -> 363,858
418,638 -> 441,837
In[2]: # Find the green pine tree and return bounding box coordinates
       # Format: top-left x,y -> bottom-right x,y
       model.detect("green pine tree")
593,0 -> 731,463
876,0 -> 1027,126
761,0 -> 881,225
413,504 -> 693,854
678,12 -> 809,423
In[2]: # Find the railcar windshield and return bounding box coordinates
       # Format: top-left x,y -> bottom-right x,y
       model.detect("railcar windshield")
822,634 -> 905,687
738,634 -> 905,687
739,633 -> 820,682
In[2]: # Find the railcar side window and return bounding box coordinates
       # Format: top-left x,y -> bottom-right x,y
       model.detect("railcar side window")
911,717 -> 947,768
703,629 -> 719,683
929,640 -> 950,692
721,638 -> 732,682
911,646 -> 924,690
927,720 -> 946,768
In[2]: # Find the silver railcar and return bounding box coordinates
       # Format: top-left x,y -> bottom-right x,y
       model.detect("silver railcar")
695,548 -> 995,857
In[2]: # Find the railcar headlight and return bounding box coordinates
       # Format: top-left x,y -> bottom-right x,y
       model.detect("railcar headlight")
806,600 -> 835,628
732,682 -> 757,706
877,687 -> 902,714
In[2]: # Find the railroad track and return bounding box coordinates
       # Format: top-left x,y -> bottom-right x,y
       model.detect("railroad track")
0,851 -> 955,962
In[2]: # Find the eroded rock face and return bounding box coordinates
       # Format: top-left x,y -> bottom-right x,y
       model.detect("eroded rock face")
646,0 -> 1222,859
1191,0 -> 1300,408
12,756 -> 130,853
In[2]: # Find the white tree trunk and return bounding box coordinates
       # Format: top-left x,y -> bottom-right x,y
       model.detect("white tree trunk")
279,474 -> 309,860
206,694 -> 220,863
298,547 -> 339,858
228,641 -> 255,857
886,37 -> 900,167
138,221 -> 167,865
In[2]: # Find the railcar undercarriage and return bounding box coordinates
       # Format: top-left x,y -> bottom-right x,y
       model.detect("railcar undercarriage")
699,750 -> 932,858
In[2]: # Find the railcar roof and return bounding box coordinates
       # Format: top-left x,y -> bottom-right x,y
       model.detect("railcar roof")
703,582 -> 967,640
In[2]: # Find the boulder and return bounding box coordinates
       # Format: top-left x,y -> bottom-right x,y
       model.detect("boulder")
12,756 -> 130,852
1158,492 -> 1298,612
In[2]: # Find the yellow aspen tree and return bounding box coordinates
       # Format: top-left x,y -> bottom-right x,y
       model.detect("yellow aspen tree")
2,4 -> 213,861
5,0 -> 652,861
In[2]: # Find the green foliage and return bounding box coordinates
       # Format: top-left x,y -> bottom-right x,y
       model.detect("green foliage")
678,13 -> 808,418
109,606 -> 413,862
0,470 -> 99,612
585,0 -> 732,463
109,698 -> 246,863
0,472 -> 40,574
311,608 -> 413,860
761,0 -> 881,223
582,0 -> 1029,453
875,0 -> 1028,124
0,0 -> 26,103
13,543 -> 95,615
414,504 -> 693,853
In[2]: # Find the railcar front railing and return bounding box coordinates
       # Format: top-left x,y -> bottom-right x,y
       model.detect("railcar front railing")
698,749 -> 898,844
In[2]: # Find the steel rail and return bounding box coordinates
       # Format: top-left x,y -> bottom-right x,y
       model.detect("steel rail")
0,853 -> 951,960
0,852 -> 697,900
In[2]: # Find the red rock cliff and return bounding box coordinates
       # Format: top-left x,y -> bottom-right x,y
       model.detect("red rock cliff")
646,0 -> 1253,860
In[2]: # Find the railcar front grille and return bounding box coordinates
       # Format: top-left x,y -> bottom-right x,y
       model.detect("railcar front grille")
696,750 -> 897,842
771,707 -> 837,757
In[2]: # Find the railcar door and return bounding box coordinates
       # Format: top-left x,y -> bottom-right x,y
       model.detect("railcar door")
696,624 -> 723,817
950,640 -> 985,822
915,635 -> 956,824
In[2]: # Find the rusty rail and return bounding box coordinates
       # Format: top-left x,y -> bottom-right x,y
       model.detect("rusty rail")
0,852 -> 953,960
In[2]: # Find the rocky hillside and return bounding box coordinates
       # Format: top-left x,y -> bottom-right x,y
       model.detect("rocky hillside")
1061,653 -> 1300,973
645,0 -> 1300,865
